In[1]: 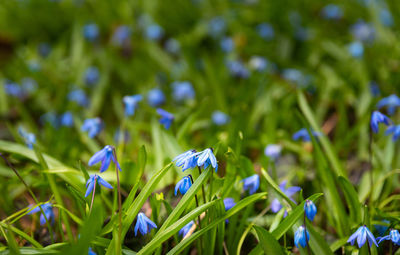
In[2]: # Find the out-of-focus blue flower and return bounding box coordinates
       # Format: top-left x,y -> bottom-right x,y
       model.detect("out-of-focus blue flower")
375,220 -> 389,236
145,24 -> 164,40
81,117 -> 103,138
369,81 -> 380,97
88,247 -> 96,255
380,9 -> 394,27
282,69 -> 310,87
18,127 -> 36,149
294,27 -> 312,41
377,229 -> 400,245
4,81 -> 23,98
370,111 -> 390,133
350,21 -> 375,42
40,112 -> 58,127
172,81 -> 195,102
27,202 -> 54,225
123,94 -> 142,116
114,128 -> 131,144
173,150 -> 198,171
60,112 -> 74,127
175,176 -> 192,196
68,89 -> 89,107
21,77 -> 37,93
249,56 -> 269,72
88,145 -> 121,172
196,148 -> 218,172
179,221 -> 194,237
294,226 -> 310,248
264,144 -> 282,160
157,108 -> 174,129
377,94 -> 400,115
134,212 -> 157,236
220,37 -> 234,53
271,181 -> 301,216
223,198 -> 236,211
208,17 -> 226,37
321,4 -> 343,20
348,41 -> 364,58
147,89 -> 165,107
112,25 -> 131,46
257,23 -> 274,40
241,175 -> 260,195
84,66 -> 100,86
226,60 -> 250,79
212,111 -> 230,126
165,38 -> 180,54
385,125 -> 400,141
347,225 -> 378,248
28,60 -> 41,72
85,174 -> 113,197
38,43 -> 51,58
304,200 -> 317,221
292,128 -> 321,142
83,23 -> 99,42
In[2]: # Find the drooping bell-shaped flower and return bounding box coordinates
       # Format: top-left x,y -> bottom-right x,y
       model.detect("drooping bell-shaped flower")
134,212 -> 157,236
88,145 -> 121,172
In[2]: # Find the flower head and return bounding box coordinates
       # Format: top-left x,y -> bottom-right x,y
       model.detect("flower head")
196,148 -> 218,172
147,89 -> 165,107
350,20 -> 375,42
208,17 -> 226,38
292,128 -> 321,142
81,118 -> 103,138
68,89 -> 89,107
38,42 -> 51,58
156,108 -> 174,130
377,229 -> 400,245
83,23 -> 99,42
145,24 -> 164,40
165,38 -> 180,54
85,174 -> 113,197
18,127 -> 36,149
271,181 -> 301,216
134,212 -> 157,236
348,41 -> 364,58
264,144 -> 282,160
88,247 -> 96,255
173,150 -> 198,171
370,111 -> 390,133
282,69 -> 310,87
241,175 -> 260,195
257,23 -> 274,40
220,37 -> 234,53
223,198 -> 236,211
249,56 -> 269,72
28,202 -> 54,225
112,25 -> 131,46
304,200 -> 317,221
175,176 -> 192,196
226,60 -> 250,79
376,94 -> 400,115
88,145 -> 121,172
123,95 -> 142,116
321,4 -> 343,20
212,111 -> 230,126
84,66 -> 100,86
294,226 -> 310,248
347,225 -> 378,248
385,125 -> 400,141
380,9 -> 393,27
179,221 -> 194,237
60,112 -> 74,127
171,81 -> 195,102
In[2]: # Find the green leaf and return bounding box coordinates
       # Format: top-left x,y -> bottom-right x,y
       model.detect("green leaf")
261,168 -> 296,208
253,225 -> 285,255
338,176 -> 362,224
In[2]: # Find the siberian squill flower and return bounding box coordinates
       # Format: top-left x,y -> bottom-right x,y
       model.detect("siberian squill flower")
112,25 -> 131,46
84,66 -> 100,86
60,112 -> 74,127
196,148 -> 218,172
376,94 -> 400,115
321,4 -> 343,20
370,111 -> 390,133
212,111 -> 230,126
27,202 -> 54,225
85,174 -> 113,197
208,17 -> 226,38
156,108 -> 174,129
171,81 -> 195,102
145,24 -> 164,40
241,175 -> 260,195
81,118 -> 103,138
292,128 -> 321,142
256,23 -> 274,40
264,144 -> 282,160
350,20 -> 375,42
304,200 -> 317,221
226,60 -> 250,79
348,41 -> 364,58
88,247 -> 96,255
147,89 -> 165,107
347,225 -> 378,248
88,145 -> 121,172
271,181 -> 301,216
249,56 -> 269,72
294,225 -> 310,248
175,176 -> 192,196
380,9 -> 393,27
134,212 -> 157,236
173,150 -> 198,171
377,229 -> 400,245
385,125 -> 400,141
164,38 -> 180,54
68,89 -> 89,107
18,127 -> 36,149
220,37 -> 234,53
83,23 -> 99,42
38,42 -> 51,58
223,198 -> 236,211
123,95 -> 142,116
179,221 -> 194,237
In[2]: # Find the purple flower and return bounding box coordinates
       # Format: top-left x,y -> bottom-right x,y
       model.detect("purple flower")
85,174 -> 113,197
377,229 -> 400,245
241,175 -> 260,195
264,144 -> 282,160
270,181 -> 301,216
27,202 -> 54,225
350,20 -> 375,42
347,225 -> 378,248
134,212 -> 157,236
196,148 -> 218,172
88,145 -> 121,172
112,25 -> 131,46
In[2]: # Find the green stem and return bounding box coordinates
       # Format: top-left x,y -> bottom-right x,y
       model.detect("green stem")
113,147 -> 122,255
90,178 -> 97,212
197,167 -> 207,204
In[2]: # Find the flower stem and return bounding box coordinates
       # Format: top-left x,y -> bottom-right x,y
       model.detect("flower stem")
197,167 -> 207,204
89,178 -> 97,212
188,174 -> 202,230
303,213 -> 311,255
112,147 -> 122,255
369,126 -> 374,207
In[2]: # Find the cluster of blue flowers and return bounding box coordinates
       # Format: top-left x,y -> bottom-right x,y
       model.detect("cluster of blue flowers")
370,94 -> 400,141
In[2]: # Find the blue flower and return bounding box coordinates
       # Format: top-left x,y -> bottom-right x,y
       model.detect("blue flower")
171,81 -> 195,102
350,20 -> 375,42
385,125 -> 400,141
294,225 -> 310,248
370,111 -> 390,133
84,66 -> 100,86
220,37 -> 234,53
179,221 -> 194,237
145,24 -> 164,40
88,145 -> 121,172
249,56 -> 269,72
271,181 -> 301,216
212,111 -> 230,126
164,38 -> 180,54
226,60 -> 250,79
369,81 -> 380,97
282,69 -> 310,87
40,112 -> 58,127
27,202 -> 54,225
21,77 -> 37,94
264,144 -> 282,160
4,80 -> 23,98
173,150 -> 198,171
377,94 -> 400,115
256,23 -> 274,40
241,175 -> 260,195
85,174 -> 113,197
175,176 -> 192,196
147,89 -> 165,107
83,23 -> 99,42
196,148 -> 218,172
38,43 -> 51,58
292,128 -> 321,142
208,17 -> 226,38
68,89 -> 89,107
88,247 -> 96,255
380,9 -> 393,27
347,225 -> 378,248
18,127 -> 36,149
123,95 -> 142,116
134,212 -> 157,236
112,25 -> 131,46
348,41 -> 364,58
156,108 -> 174,130
223,198 -> 236,211
60,112 -> 74,127
377,229 -> 400,245
374,220 -> 389,236
321,4 -> 343,20
304,200 -> 317,221
81,118 -> 103,138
